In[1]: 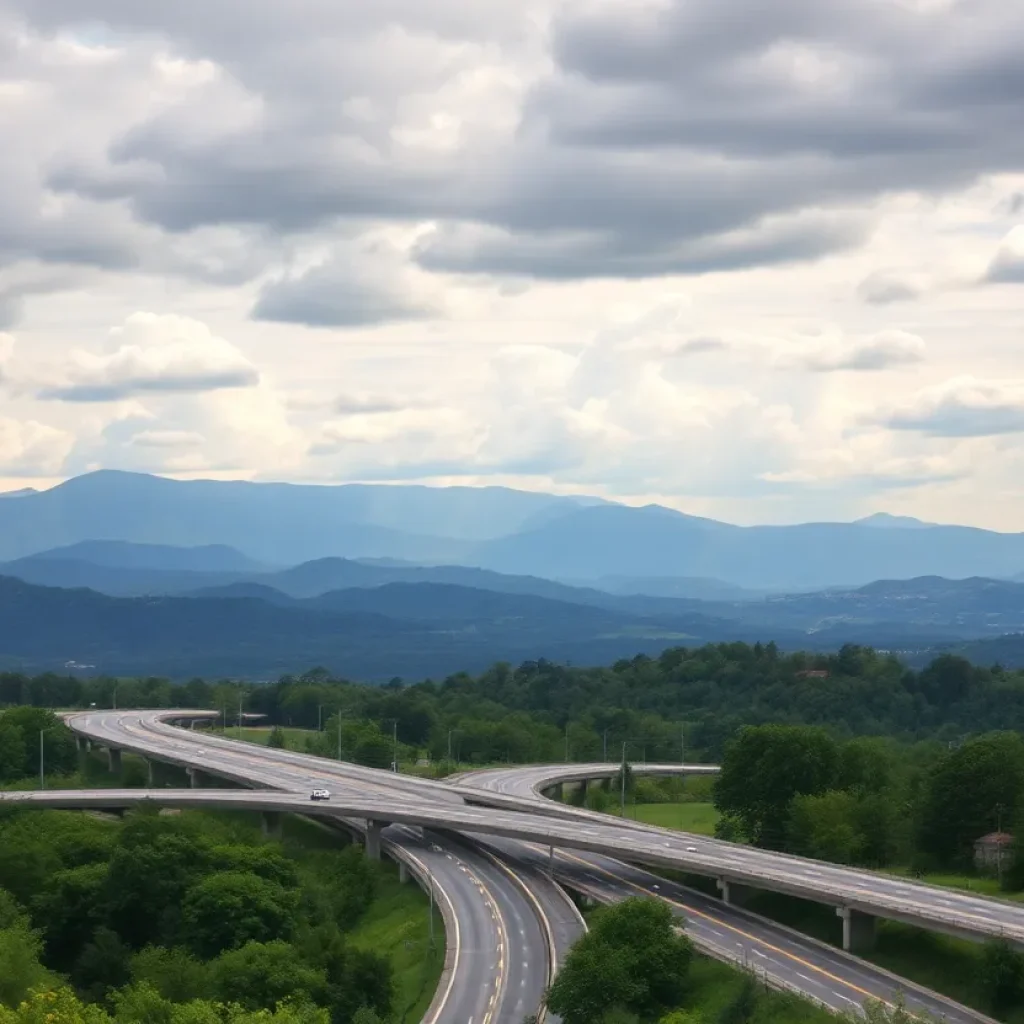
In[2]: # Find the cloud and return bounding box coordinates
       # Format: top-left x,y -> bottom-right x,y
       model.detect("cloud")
37,312 -> 259,402
333,392 -> 421,415
879,377 -> 1024,437
7,0 -> 1020,285
252,238 -> 439,327
984,225 -> 1024,283
857,270 -> 927,305
0,334 -> 12,383
0,417 -> 73,477
798,330 -> 926,372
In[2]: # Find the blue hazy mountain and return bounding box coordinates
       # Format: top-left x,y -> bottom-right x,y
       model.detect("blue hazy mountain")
26,540 -> 267,573
0,470 -> 603,565
469,504 -> 1024,589
2,471 -> 1024,590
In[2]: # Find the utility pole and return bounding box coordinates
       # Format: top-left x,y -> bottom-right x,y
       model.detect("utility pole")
428,868 -> 435,949
317,704 -> 323,732
337,709 -> 342,761
603,729 -> 608,762
447,729 -> 453,767
620,741 -> 627,817
681,721 -> 685,766
237,697 -> 243,739
392,719 -> 398,773
564,723 -> 569,763
112,685 -> 117,710
39,729 -> 44,790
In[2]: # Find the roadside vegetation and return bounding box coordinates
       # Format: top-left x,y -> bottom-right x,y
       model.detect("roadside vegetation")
0,718 -> 442,1024
547,897 -> 929,1024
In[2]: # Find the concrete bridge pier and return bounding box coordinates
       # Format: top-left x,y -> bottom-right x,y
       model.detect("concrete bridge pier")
365,820 -> 383,860
837,907 -> 876,952
75,735 -> 89,753
187,767 -> 212,788
260,811 -> 282,839
107,748 -> 122,774
717,878 -> 757,907
399,862 -> 409,884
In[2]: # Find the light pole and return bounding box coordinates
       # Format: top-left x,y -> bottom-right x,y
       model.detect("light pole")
603,729 -> 608,762
237,696 -> 243,739
383,718 -> 398,772
564,723 -> 569,763
681,721 -> 686,766
317,705 -> 324,732
620,741 -> 628,817
337,709 -> 343,761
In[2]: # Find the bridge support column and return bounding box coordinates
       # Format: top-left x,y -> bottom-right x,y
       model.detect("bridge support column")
107,748 -> 122,774
837,907 -> 876,952
601,776 -> 611,792
187,767 -> 211,788
717,878 -> 756,906
146,759 -> 155,787
399,863 -> 409,884
260,812 -> 282,839
551,782 -> 564,802
76,735 -> 89,753
365,820 -> 382,861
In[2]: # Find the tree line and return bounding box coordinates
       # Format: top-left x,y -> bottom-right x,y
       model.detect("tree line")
713,723 -> 1024,883
4,643 -> 1024,765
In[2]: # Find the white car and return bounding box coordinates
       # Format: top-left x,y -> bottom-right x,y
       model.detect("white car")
686,846 -> 698,853
309,788 -> 331,801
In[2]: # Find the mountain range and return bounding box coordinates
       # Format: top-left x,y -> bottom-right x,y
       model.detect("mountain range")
1,471 -> 1022,590
5,535 -> 1024,676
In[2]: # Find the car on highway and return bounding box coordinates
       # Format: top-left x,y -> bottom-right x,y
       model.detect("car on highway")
309,788 -> 331,801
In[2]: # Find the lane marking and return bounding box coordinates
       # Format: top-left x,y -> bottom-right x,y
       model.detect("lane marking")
552,849 -> 902,1013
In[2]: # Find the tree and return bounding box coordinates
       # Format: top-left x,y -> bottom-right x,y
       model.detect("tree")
917,732 -> 1024,868
714,725 -> 840,848
547,899 -> 692,1024
209,941 -> 327,1011
978,940 -> 1024,1016
0,987 -> 111,1024
129,947 -> 210,1003
181,873 -> 298,958
32,863 -> 108,971
266,728 -> 287,750
72,926 -> 132,1003
787,791 -> 865,865
0,921 -> 54,1009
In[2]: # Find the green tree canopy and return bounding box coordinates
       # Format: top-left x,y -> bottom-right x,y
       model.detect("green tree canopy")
714,725 -> 840,848
181,874 -> 298,958
547,899 -> 693,1024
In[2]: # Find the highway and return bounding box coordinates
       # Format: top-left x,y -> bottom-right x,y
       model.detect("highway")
65,711 -> 577,1024
22,710 -> 1012,1021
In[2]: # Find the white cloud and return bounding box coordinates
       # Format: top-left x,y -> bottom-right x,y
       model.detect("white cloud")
984,225 -> 1024,283
878,377 -> 1024,437
0,417 -> 73,477
856,270 -> 927,304
0,5 -> 1023,526
36,312 -> 259,401
797,330 -> 927,372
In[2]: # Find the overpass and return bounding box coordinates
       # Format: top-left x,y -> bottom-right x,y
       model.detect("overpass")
30,708 -> 1010,1022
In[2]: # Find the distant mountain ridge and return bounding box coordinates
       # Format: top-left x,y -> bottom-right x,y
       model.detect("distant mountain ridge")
2,470 -> 1022,590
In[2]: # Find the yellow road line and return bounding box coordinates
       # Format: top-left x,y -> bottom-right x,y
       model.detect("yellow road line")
552,848 -> 900,1011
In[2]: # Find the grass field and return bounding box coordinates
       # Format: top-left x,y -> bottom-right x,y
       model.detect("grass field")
233,726 -> 318,747
604,801 -> 721,835
347,869 -> 444,1024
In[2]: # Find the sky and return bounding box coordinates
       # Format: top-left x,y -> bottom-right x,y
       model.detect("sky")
1,0 -> 1024,529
